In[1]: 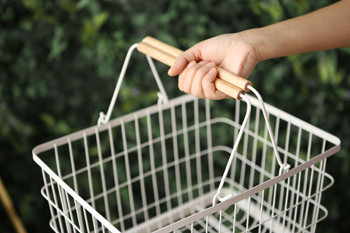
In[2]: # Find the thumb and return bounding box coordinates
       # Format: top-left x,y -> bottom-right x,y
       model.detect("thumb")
168,44 -> 202,76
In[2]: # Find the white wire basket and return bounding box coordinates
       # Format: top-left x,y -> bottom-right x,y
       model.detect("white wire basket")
33,38 -> 340,233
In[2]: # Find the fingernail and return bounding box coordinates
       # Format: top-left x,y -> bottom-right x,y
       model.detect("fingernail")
187,61 -> 196,68
205,62 -> 215,68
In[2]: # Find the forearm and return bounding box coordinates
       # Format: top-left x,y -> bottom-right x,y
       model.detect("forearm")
244,0 -> 350,62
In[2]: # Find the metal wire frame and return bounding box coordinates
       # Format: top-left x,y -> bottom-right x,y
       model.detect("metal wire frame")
32,44 -> 340,233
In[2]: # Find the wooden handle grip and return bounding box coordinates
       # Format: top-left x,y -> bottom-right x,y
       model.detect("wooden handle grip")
143,36 -> 182,57
137,42 -> 243,100
214,79 -> 244,100
137,42 -> 175,67
142,36 -> 252,91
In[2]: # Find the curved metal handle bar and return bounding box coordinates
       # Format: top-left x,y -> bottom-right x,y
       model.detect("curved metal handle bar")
213,87 -> 291,205
247,85 -> 291,174
212,93 -> 252,206
98,43 -> 169,125
145,55 -> 169,105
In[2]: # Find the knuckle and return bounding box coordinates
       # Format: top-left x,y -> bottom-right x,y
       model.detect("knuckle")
196,66 -> 209,77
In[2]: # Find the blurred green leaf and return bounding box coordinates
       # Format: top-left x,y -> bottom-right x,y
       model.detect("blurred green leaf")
59,0 -> 77,12
40,113 -> 55,128
76,0 -> 90,10
48,26 -> 68,60
93,11 -> 109,29
80,12 -> 109,45
22,0 -> 40,11
318,51 -> 345,85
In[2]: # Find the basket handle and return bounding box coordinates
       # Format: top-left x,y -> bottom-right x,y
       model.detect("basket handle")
137,37 -> 290,204
141,36 -> 253,92
97,44 -> 170,125
137,39 -> 250,100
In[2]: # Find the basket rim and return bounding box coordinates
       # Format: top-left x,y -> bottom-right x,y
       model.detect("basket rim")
32,94 -> 340,156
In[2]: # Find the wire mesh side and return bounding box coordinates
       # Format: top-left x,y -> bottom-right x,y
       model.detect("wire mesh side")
37,162 -> 120,233
161,164 -> 331,233
155,153 -> 332,233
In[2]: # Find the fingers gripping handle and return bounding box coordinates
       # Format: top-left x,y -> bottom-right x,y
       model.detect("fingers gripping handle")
142,36 -> 253,92
137,42 -> 244,100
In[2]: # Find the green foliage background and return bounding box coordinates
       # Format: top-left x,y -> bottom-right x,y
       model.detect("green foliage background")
1,0 -> 349,232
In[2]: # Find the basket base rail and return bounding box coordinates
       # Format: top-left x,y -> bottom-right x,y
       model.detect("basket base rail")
127,188 -> 296,233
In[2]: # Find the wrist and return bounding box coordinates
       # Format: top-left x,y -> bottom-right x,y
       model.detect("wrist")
240,27 -> 281,62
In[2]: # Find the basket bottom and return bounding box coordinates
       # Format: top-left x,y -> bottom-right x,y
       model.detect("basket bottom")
125,188 -> 296,233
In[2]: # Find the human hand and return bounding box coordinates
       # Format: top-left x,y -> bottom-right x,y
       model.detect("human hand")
168,32 -> 259,99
